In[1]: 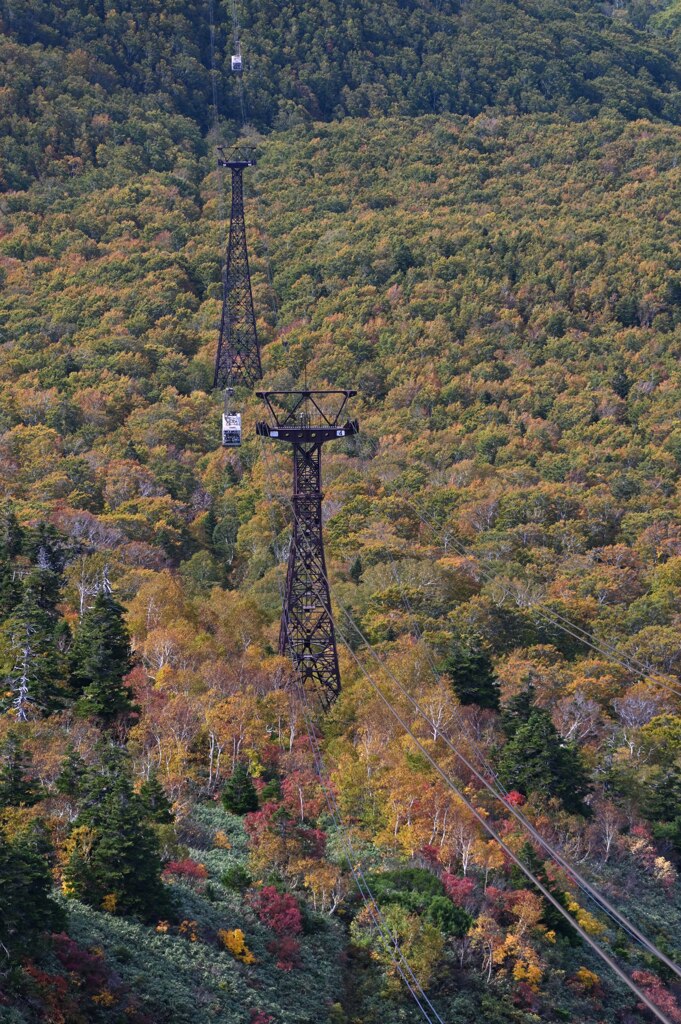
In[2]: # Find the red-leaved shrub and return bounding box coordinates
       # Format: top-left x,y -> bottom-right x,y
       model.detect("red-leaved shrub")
249,886 -> 302,936
250,1010 -> 274,1024
250,886 -> 303,970
162,859 -> 208,881
442,873 -> 476,909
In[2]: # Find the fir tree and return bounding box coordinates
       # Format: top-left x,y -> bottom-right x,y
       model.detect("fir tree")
0,555 -> 20,620
2,551 -> 72,716
0,734 -> 42,807
22,523 -> 66,576
222,762 -> 259,815
56,746 -> 87,798
21,564 -> 62,617
0,502 -> 23,559
139,771 -> 173,824
69,592 -> 134,723
442,631 -> 500,709
500,684 -> 537,738
498,708 -> 591,816
64,751 -> 171,921
0,821 -> 64,961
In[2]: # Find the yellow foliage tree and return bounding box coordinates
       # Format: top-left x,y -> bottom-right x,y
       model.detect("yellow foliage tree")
218,928 -> 256,964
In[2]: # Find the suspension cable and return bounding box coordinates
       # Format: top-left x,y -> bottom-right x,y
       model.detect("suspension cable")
332,622 -> 676,1024
383,545 -> 681,978
375,474 -> 681,703
257,443 -> 681,1002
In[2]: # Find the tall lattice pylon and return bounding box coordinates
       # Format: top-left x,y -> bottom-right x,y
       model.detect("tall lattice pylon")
256,390 -> 359,709
214,148 -> 262,389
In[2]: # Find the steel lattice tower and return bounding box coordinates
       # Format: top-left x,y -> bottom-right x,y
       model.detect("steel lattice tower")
214,149 -> 262,389
256,390 -> 359,708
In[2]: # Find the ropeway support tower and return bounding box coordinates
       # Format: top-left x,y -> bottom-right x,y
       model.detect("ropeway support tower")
256,390 -> 359,708
214,147 -> 262,390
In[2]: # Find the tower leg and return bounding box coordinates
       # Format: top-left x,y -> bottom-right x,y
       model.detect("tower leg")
280,443 -> 341,708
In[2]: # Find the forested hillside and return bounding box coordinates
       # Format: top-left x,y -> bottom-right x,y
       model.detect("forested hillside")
2,1 -> 681,1022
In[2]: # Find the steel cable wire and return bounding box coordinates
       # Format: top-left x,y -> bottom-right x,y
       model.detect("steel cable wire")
258,450 -> 680,1013
331,623 -> 676,1024
383,546 -> 681,978
383,481 -> 681,703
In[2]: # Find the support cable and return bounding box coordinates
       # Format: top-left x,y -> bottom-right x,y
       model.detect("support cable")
377,476 -> 681,704
258,444 -> 681,1011
384,548 -> 681,979
332,622 -> 676,1024
206,0 -> 230,363
295,688 -> 448,1024
230,0 -> 247,127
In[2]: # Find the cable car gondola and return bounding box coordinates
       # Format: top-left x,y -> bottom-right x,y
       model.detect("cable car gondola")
221,389 -> 242,447
222,411 -> 242,447
231,41 -> 243,73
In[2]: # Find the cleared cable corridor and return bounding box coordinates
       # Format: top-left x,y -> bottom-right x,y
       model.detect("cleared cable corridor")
257,437 -> 449,1024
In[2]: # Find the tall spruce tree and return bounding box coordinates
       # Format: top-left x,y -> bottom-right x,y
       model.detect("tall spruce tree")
500,684 -> 537,738
0,733 -> 41,807
442,630 -> 500,709
0,502 -> 23,559
0,555 -> 20,620
2,564 -> 70,715
0,821 -> 64,961
222,761 -> 259,815
69,591 -> 133,723
56,746 -> 87,798
498,707 -> 591,816
140,770 -> 173,824
64,749 -> 171,921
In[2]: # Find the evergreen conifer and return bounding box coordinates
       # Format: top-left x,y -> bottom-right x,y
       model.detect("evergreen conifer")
139,771 -> 173,824
0,503 -> 23,559
443,631 -> 500,709
69,592 -> 134,723
0,734 -> 42,807
500,684 -> 537,738
222,762 -> 259,815
0,821 -> 64,960
64,752 -> 171,921
56,746 -> 87,798
0,555 -> 20,620
498,707 -> 591,816
2,564 -> 70,715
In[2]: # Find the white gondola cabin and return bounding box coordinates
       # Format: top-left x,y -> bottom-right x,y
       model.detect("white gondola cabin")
231,43 -> 243,73
222,411 -> 242,447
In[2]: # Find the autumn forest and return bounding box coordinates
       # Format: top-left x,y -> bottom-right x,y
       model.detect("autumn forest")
1,0 -> 681,1022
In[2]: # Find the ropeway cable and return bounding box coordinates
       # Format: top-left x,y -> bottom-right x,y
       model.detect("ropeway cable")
332,622 -> 677,1024
367,469 -> 681,704
295,687 -> 448,1024
383,546 -> 681,980
257,443 -> 681,1016
269,463 -> 681,982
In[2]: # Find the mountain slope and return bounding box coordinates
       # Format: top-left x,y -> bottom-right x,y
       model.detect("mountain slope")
2,2 -> 681,1022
